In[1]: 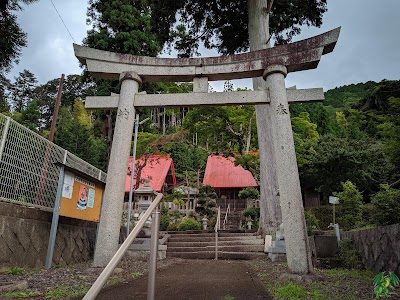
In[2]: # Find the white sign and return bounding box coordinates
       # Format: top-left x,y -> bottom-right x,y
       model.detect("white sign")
62,172 -> 75,199
329,196 -> 339,205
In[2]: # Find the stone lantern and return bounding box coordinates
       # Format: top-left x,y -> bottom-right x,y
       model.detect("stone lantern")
135,179 -> 158,234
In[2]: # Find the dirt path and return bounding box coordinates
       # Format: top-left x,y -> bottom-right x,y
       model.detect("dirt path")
96,260 -> 272,300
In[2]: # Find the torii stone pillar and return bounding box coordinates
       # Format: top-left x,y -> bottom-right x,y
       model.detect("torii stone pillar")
93,72 -> 141,267
263,65 -> 313,273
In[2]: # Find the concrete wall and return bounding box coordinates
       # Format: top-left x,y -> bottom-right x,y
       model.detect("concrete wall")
0,202 -> 96,268
342,224 -> 400,275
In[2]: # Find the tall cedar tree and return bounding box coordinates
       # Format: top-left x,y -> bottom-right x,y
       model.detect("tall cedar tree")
0,0 -> 38,74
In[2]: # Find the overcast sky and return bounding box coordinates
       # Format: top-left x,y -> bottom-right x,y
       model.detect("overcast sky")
8,0 -> 400,92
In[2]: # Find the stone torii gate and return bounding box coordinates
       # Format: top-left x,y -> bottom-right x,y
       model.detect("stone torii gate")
74,27 -> 340,274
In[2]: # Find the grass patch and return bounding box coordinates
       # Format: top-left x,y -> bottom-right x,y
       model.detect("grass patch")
45,285 -> 90,300
1,290 -> 40,298
274,282 -> 321,300
106,276 -> 128,286
131,272 -> 143,278
320,268 -> 375,282
0,267 -> 26,275
220,295 -> 235,300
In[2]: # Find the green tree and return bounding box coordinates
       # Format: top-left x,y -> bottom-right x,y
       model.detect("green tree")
54,99 -> 107,170
302,135 -> 391,197
0,74 -> 11,113
18,99 -> 41,131
85,0 -> 163,56
291,112 -> 319,168
10,69 -> 37,112
334,181 -> 363,230
34,74 -> 97,129
0,0 -> 38,74
370,185 -> 400,226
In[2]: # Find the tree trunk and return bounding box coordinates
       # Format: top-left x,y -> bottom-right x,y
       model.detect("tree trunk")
247,0 -> 282,237
245,111 -> 256,154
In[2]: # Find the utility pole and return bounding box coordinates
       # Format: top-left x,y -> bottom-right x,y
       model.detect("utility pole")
49,74 -> 65,142
126,114 -> 149,237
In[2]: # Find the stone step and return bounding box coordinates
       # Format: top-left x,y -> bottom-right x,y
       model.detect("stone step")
167,245 -> 264,253
167,236 -> 261,243
167,232 -> 256,238
166,239 -> 264,248
167,251 -> 266,260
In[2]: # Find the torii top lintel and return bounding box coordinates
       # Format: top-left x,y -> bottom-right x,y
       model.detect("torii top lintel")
74,27 -> 340,83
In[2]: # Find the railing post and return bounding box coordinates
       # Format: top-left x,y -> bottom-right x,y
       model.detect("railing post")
215,231 -> 218,260
148,206 -> 160,300
0,116 -> 11,162
45,164 -> 65,269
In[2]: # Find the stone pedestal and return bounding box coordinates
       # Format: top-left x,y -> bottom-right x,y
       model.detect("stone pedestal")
263,65 -> 313,274
93,72 -> 141,267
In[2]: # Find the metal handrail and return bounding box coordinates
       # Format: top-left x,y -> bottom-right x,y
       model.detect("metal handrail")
83,193 -> 164,300
214,206 -> 221,260
223,203 -> 230,230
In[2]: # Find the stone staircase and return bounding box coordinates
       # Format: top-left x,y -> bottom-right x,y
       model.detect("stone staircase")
166,231 -> 266,260
219,210 -> 242,230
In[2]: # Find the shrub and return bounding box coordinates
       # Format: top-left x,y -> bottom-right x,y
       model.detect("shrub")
178,218 -> 201,231
242,208 -> 259,220
160,215 -> 170,231
334,181 -> 363,230
370,185 -> 400,226
160,202 -> 169,215
166,223 -> 178,231
334,240 -> 364,270
304,210 -> 319,235
238,187 -> 259,199
309,206 -> 335,230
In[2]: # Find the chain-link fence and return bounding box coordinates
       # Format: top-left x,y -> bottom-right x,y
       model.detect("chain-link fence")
0,114 -> 107,211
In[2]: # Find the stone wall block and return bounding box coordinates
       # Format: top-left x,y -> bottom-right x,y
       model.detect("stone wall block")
70,227 -> 79,239
0,235 -> 12,263
0,217 -> 7,236
61,245 -> 73,265
25,244 -> 40,267
16,226 -> 32,251
76,236 -> 84,252
72,248 -> 82,263
9,243 -> 24,266
387,254 -> 399,273
56,233 -> 66,253
30,224 -> 45,253
52,244 -> 62,265
58,256 -> 67,267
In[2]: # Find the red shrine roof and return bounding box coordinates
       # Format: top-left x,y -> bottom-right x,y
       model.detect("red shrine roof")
203,154 -> 258,189
125,155 -> 176,193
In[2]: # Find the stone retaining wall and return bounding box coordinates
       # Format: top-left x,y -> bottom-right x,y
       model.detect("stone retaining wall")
342,224 -> 400,275
0,202 -> 96,268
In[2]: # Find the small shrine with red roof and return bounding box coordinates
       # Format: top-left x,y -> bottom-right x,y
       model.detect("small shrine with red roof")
203,154 -> 259,211
125,154 -> 176,197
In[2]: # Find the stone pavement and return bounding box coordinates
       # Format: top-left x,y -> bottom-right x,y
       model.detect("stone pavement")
96,260 -> 272,300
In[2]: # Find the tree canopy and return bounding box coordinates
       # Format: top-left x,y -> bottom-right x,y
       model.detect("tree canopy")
0,0 -> 38,74
149,0 -> 327,56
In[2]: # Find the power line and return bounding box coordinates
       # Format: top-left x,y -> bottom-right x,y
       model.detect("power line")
49,0 -> 76,43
